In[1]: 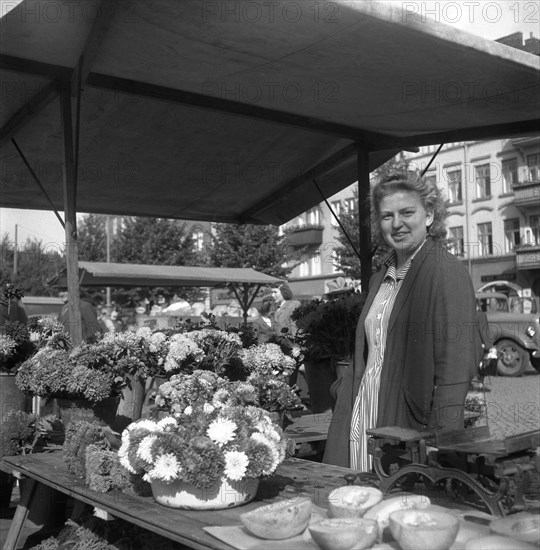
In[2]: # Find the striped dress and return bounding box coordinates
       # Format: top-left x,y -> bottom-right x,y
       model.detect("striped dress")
349,250 -> 415,471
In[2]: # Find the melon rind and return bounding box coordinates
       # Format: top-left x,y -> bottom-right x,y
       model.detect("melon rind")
308,518 -> 378,550
464,534 -> 537,550
240,497 -> 312,540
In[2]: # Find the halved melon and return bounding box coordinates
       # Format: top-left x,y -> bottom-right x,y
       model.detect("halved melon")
328,486 -> 383,518
465,534 -> 537,549
389,508 -> 459,550
363,494 -> 430,540
308,518 -> 378,550
240,496 -> 312,540
490,512 -> 540,544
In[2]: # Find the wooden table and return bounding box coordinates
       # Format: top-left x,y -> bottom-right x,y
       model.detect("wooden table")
0,452 -> 354,550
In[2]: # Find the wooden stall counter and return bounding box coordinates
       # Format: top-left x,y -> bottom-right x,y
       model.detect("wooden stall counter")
0,452 -> 355,550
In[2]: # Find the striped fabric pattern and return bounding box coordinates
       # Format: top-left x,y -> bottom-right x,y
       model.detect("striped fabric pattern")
349,250 -> 414,471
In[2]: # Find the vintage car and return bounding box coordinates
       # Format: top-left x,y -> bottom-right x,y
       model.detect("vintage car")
476,292 -> 540,376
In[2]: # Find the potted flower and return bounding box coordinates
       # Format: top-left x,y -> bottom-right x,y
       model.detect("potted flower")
118,402 -> 287,509
290,289 -> 365,413
1,284 -> 39,425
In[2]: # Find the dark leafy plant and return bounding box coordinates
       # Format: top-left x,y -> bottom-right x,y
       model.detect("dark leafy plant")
291,291 -> 365,361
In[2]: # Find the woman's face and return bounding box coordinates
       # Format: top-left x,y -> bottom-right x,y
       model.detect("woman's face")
378,191 -> 433,256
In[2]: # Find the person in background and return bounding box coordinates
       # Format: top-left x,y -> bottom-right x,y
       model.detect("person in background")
99,308 -> 118,333
272,282 -> 301,335
58,291 -> 101,342
324,172 -> 482,470
251,300 -> 275,343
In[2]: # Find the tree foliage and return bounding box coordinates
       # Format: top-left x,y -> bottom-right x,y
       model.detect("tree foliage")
0,234 -> 64,296
208,223 -> 291,278
77,214 -> 107,261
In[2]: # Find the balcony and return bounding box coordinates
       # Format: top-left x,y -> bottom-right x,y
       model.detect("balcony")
515,244 -> 540,270
284,224 -> 324,248
513,180 -> 540,207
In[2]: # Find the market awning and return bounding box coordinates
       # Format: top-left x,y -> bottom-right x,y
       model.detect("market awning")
49,261 -> 282,323
1,0 -> 538,226
49,262 -> 282,288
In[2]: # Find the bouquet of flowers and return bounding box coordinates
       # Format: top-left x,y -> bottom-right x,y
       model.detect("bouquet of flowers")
240,342 -> 296,380
155,370 -> 302,415
102,327 -> 167,380
186,328 -> 243,374
16,346 -> 117,403
118,404 -> 286,488
163,333 -> 204,373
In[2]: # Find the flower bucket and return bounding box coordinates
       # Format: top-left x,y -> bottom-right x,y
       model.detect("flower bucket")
303,360 -> 337,413
0,372 -> 30,421
115,375 -> 146,431
151,477 -> 259,510
56,396 -> 119,431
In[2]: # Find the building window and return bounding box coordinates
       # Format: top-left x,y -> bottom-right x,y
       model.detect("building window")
310,253 -> 322,276
527,153 -> 540,181
504,218 -> 520,253
448,226 -> 464,257
475,164 -> 491,198
477,222 -> 493,256
192,229 -> 204,252
530,215 -> 540,245
447,169 -> 462,204
298,260 -> 309,277
330,201 -> 341,227
344,198 -> 356,214
307,207 -> 321,226
502,159 -> 518,193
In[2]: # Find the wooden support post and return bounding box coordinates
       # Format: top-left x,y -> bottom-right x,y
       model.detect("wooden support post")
59,85 -> 83,345
356,145 -> 372,292
2,478 -> 36,550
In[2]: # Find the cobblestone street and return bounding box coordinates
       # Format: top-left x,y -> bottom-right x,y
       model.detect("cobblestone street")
481,370 -> 540,440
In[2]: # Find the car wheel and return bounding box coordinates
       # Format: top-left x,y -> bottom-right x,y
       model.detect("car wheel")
496,339 -> 529,376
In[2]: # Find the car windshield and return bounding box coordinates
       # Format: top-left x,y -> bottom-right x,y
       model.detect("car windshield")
476,296 -> 509,312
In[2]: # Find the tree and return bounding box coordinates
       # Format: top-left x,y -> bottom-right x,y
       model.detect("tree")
112,217 -> 205,307
0,234 -> 64,296
333,155 -> 412,278
77,214 -> 108,261
208,223 -> 292,278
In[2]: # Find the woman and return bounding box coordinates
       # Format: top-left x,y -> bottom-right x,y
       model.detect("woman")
324,172 -> 482,470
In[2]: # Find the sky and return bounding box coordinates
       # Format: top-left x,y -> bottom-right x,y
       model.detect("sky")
1,0 -> 539,248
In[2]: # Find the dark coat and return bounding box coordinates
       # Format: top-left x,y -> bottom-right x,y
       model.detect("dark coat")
323,239 -> 482,467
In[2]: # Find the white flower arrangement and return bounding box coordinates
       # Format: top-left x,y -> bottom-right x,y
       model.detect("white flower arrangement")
118,404 -> 286,488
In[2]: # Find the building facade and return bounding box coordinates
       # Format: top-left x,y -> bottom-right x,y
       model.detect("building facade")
283,32 -> 540,302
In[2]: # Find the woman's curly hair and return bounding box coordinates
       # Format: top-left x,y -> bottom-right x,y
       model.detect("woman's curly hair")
370,171 -> 448,244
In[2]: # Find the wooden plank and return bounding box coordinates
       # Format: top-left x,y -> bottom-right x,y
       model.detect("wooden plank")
0,453 -> 352,550
285,412 -> 332,443
503,430 -> 540,455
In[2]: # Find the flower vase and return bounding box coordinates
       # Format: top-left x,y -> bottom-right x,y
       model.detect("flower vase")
56,396 -> 119,432
115,375 -> 146,431
150,477 -> 259,510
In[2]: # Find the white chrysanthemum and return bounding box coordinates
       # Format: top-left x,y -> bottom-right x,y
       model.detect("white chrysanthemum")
147,453 -> 181,482
128,419 -> 159,432
136,435 -> 157,463
184,405 -> 193,415
224,451 -> 249,481
207,418 -> 237,446
156,416 -> 177,430
203,402 -> 215,413
118,434 -> 135,472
